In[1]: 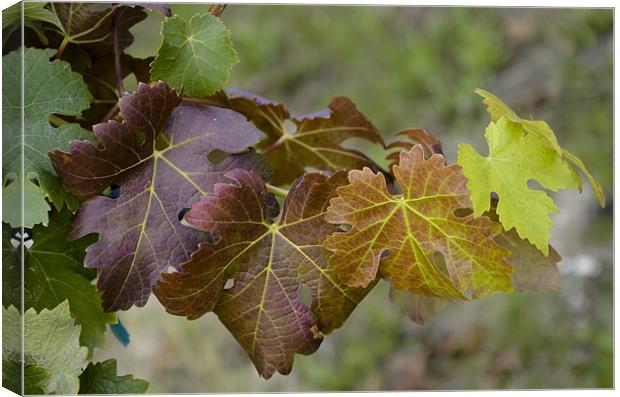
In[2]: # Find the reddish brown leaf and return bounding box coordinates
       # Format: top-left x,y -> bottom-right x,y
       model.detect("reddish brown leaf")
227,89 -> 385,184
155,169 -> 371,378
325,145 -> 512,299
50,82 -> 269,311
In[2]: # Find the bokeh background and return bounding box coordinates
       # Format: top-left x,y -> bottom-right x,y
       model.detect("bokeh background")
92,4 -> 614,391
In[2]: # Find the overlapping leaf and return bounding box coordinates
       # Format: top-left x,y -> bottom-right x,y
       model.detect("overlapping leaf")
156,169 -> 371,378
151,13 -> 238,97
458,116 -> 580,255
325,145 -> 512,299
3,302 -> 88,394
2,48 -> 93,227
386,128 -> 444,170
476,88 -> 605,207
2,210 -> 116,351
50,82 -> 268,311
79,359 -> 149,394
2,2 -> 63,45
227,89 -> 386,185
2,359 -> 49,395
47,3 -> 147,53
391,204 -> 561,324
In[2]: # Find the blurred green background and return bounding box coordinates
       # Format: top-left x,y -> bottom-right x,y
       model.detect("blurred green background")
93,5 -> 613,391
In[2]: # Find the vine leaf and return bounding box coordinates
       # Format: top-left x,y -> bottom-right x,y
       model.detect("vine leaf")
2,2 -> 63,45
386,128 -> 443,170
227,89 -> 386,185
3,302 -> 88,394
151,13 -> 238,97
2,359 -> 50,395
2,210 -> 116,351
155,169 -> 371,378
79,359 -> 149,394
458,116 -> 580,255
325,144 -> 512,299
48,3 -> 147,53
392,206 -> 561,325
2,48 -> 93,227
476,88 -> 605,207
50,82 -> 269,311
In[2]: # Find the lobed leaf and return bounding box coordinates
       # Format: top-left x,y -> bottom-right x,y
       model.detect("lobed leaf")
475,88 -> 605,207
2,210 -> 116,351
156,169 -> 372,378
2,48 -> 93,227
151,13 -> 238,97
227,89 -> 386,185
458,116 -> 580,255
3,302 -> 88,394
48,3 -> 147,52
325,145 -> 512,299
79,359 -> 149,394
386,128 -> 444,170
50,82 -> 269,311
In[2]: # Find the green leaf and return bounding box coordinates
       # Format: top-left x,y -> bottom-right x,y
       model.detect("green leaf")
151,13 -> 239,97
2,2 -> 63,39
2,359 -> 50,395
458,116 -> 580,255
475,88 -> 605,207
3,210 -> 116,351
3,302 -> 88,394
2,48 -> 93,227
79,359 -> 148,394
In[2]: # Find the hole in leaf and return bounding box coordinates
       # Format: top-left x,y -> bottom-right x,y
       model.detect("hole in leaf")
164,266 -> 177,274
224,278 -> 235,290
338,224 -> 352,232
102,184 -> 121,199
207,149 -> 228,165
380,249 -> 391,260
204,231 -> 221,245
26,172 -> 39,186
432,251 -> 449,277
135,129 -> 147,146
177,208 -> 190,222
297,284 -> 312,307
155,132 -> 171,151
282,119 -> 297,135
10,228 -> 33,249
453,208 -> 473,218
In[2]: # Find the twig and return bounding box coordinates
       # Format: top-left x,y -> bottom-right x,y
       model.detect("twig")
208,4 -> 227,17
101,103 -> 120,123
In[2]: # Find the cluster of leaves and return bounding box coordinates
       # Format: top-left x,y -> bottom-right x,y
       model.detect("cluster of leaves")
1,1 -> 605,391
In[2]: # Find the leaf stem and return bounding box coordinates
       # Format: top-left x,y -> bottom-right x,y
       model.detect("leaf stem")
54,36 -> 70,60
111,14 -> 124,96
266,183 -> 289,198
102,103 -> 120,122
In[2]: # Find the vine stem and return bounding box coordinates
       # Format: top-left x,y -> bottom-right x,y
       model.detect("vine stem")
266,183 -> 289,198
54,36 -> 70,60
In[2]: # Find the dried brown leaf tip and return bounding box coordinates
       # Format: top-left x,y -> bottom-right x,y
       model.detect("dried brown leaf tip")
155,169 -> 371,378
227,88 -> 386,184
325,144 -> 513,300
50,82 -> 269,311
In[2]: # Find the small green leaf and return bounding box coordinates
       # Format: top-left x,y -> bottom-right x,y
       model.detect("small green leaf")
458,117 -> 580,255
2,2 -> 63,33
3,210 -> 116,351
475,88 -> 605,207
79,359 -> 148,394
2,48 -> 93,227
3,302 -> 88,394
2,359 -> 50,395
151,13 -> 239,97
